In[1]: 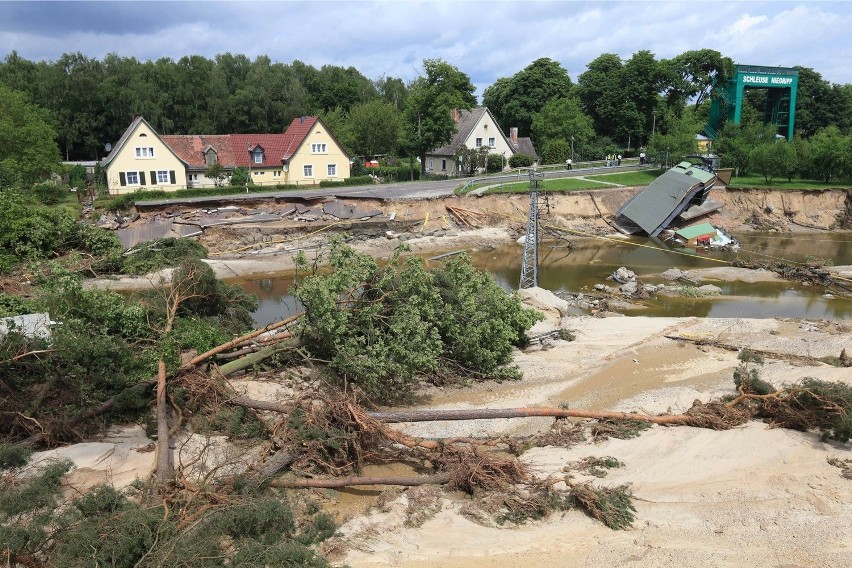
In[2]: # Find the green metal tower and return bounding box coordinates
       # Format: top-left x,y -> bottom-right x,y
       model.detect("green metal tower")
707,65 -> 799,140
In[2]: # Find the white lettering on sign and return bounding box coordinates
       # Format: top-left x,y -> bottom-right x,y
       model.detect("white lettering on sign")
743,75 -> 793,86
743,75 -> 769,84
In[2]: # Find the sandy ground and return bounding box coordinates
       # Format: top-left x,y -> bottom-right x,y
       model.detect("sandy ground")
25,287 -> 852,567
332,292 -> 852,568
68,188 -> 852,565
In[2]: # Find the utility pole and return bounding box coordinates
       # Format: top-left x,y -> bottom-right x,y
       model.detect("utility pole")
519,170 -> 547,289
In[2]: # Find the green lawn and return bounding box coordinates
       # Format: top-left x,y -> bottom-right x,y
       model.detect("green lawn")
585,170 -> 664,186
484,178 -> 612,194
725,175 -> 852,190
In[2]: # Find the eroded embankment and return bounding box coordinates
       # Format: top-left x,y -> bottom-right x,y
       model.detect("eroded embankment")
195,187 -> 850,256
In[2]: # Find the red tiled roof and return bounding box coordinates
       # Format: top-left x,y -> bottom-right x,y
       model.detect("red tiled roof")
161,135 -> 234,168
278,116 -> 318,161
139,116 -> 324,170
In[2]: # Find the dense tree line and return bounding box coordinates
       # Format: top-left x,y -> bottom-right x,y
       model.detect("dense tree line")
1,49 -> 851,172
0,51 -> 401,161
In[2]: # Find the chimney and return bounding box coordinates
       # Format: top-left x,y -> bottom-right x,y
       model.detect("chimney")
300,116 -> 307,124
451,108 -> 461,123
510,127 -> 518,144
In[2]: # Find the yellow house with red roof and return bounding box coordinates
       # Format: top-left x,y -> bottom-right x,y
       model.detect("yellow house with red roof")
102,116 -> 350,194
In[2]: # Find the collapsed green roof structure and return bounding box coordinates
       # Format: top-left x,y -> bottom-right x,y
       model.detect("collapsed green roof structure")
613,161 -> 722,237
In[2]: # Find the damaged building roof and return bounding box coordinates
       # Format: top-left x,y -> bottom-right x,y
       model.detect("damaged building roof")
614,161 -> 718,237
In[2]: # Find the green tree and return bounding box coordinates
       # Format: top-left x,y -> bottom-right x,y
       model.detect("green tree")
541,139 -> 570,165
319,106 -> 354,154
714,121 -> 778,175
230,166 -> 251,186
508,154 -> 534,168
530,95 -> 595,157
348,99 -> 402,158
793,67 -> 835,138
375,75 -> 409,110
484,58 -> 572,137
205,162 -> 228,187
0,85 -> 61,188
750,139 -> 795,183
803,126 -> 850,181
577,51 -> 667,146
295,242 -> 541,402
663,49 -> 734,113
646,110 -> 704,165
402,59 -> 477,175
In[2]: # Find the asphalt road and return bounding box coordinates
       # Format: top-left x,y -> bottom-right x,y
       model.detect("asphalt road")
134,163 -> 651,208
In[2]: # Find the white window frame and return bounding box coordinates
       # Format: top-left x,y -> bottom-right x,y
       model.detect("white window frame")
156,170 -> 170,184
253,151 -> 263,164
327,164 -> 336,177
135,147 -> 154,158
273,171 -> 281,178
428,159 -> 433,170
188,173 -> 198,181
475,138 -> 482,148
311,143 -> 327,153
126,171 -> 140,185
488,137 -> 495,147
304,164 -> 313,177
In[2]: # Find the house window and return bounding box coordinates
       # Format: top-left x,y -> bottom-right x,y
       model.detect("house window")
205,149 -> 217,166
274,171 -> 281,178
475,138 -> 482,148
327,164 -> 336,177
428,159 -> 433,170
135,147 -> 154,158
441,159 -> 446,171
189,174 -> 198,182
304,165 -> 313,177
156,170 -> 170,184
126,171 -> 139,184
311,143 -> 327,153
489,137 -> 495,147
253,151 -> 263,164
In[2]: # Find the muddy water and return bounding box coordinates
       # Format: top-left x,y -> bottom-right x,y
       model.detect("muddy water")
231,232 -> 852,326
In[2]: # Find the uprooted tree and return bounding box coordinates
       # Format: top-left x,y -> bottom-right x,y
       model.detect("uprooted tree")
293,242 -> 543,403
4,235 -> 852,565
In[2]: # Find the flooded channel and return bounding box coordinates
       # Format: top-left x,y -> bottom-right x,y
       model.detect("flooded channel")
231,232 -> 852,326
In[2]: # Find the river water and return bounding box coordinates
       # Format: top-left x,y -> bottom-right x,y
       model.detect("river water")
231,232 -> 852,326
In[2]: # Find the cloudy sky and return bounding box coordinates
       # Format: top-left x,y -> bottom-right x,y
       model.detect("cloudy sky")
1,0 -> 850,98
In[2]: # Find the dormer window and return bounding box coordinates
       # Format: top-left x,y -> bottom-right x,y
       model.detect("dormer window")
252,149 -> 264,164
205,147 -> 218,166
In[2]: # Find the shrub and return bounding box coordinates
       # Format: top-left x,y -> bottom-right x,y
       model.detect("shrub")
487,153 -> 505,173
33,182 -> 69,205
94,237 -> 207,276
295,242 -> 542,402
509,154 -> 534,168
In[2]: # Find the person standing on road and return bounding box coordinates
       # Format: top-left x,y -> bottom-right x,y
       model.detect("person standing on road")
566,158 -> 572,170
639,151 -> 646,165
617,154 -> 622,166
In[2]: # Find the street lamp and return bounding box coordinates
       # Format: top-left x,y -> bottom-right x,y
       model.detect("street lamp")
652,111 -> 657,137
571,135 -> 574,161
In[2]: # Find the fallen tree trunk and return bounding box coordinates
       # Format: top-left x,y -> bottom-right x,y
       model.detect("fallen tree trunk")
216,339 -> 299,376
271,473 -> 450,489
181,314 -> 300,371
664,334 -> 830,366
367,407 -> 692,425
